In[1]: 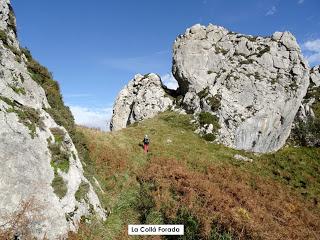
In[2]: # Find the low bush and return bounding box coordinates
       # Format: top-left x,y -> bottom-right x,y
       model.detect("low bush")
207,94 -> 222,112
291,119 -> 320,147
75,181 -> 90,202
197,87 -> 209,99
50,127 -> 65,143
137,157 -> 320,239
51,172 -> 67,199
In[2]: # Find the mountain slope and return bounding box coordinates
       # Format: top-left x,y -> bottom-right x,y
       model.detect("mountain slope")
0,1 -> 105,238
74,111 -> 320,240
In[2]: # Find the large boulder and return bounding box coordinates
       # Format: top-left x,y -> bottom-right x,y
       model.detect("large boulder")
110,73 -> 173,131
172,24 -> 310,152
0,1 -> 106,239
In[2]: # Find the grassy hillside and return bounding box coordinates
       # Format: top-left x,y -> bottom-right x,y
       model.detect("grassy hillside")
70,111 -> 320,240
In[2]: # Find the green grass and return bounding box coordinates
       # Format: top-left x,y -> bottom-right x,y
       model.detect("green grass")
9,85 -> 26,95
49,143 -> 70,173
73,111 -> 320,239
50,127 -> 65,143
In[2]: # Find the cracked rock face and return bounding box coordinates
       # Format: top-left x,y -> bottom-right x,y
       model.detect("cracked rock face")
172,24 -> 310,152
110,73 -> 173,131
0,1 -> 106,239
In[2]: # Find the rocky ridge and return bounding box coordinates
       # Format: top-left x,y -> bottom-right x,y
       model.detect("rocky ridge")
0,1 -> 106,239
110,73 -> 173,131
111,23 -> 320,153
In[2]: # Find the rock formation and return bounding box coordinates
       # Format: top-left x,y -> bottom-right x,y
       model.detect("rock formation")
0,1 -> 106,239
112,23 -> 317,153
292,66 -> 320,146
110,73 -> 173,131
172,24 -> 310,152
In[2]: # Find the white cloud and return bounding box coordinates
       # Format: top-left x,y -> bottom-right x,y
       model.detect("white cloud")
302,39 -> 320,66
69,105 -> 113,131
161,73 -> 179,90
298,0 -> 304,4
304,39 -> 320,52
266,6 -> 277,16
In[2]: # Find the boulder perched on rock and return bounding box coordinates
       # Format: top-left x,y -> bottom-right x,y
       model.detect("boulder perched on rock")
172,24 -> 310,152
110,73 -> 173,131
0,1 -> 106,239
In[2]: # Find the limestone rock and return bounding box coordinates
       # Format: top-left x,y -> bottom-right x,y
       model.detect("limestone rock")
110,73 -> 173,131
291,65 -> 320,146
310,65 -> 320,87
234,154 -> 253,163
0,1 -> 106,239
173,24 -> 310,153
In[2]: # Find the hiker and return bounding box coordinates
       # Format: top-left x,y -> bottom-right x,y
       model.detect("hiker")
143,135 -> 150,153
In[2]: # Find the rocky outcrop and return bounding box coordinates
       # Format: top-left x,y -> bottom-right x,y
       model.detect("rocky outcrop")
172,24 -> 310,153
110,73 -> 173,131
310,65 -> 320,87
0,1 -> 106,239
111,24 -> 315,153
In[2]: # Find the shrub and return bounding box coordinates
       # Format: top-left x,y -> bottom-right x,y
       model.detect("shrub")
207,94 -> 222,112
0,95 -> 14,106
9,84 -> 26,95
75,181 -> 90,202
166,209 -> 202,240
49,142 -> 70,173
50,127 -> 65,143
0,29 -> 8,44
136,182 -> 156,223
137,157 -> 320,239
51,172 -> 67,199
197,87 -> 209,99
199,112 -> 219,126
23,49 -> 90,170
291,119 -> 320,147
203,133 -> 216,142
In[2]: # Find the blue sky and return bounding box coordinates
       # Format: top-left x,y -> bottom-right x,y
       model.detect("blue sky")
12,0 -> 320,130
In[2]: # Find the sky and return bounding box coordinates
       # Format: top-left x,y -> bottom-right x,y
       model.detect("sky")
11,0 -> 320,130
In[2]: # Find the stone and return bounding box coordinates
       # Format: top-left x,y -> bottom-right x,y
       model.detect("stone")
110,23 -> 314,153
0,1 -> 106,239
172,24 -> 310,153
110,73 -> 173,131
310,65 -> 320,86
234,154 -> 253,162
